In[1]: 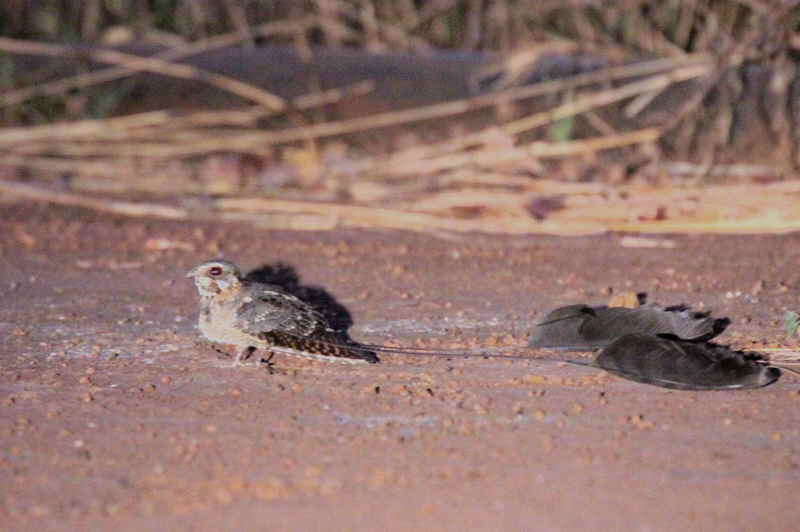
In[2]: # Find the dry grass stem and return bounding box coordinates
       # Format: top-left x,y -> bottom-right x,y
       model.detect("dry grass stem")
0,81 -> 374,147
501,64 -> 711,137
0,17 -> 317,108
0,179 -> 189,219
0,37 -> 287,111
368,128 -> 661,177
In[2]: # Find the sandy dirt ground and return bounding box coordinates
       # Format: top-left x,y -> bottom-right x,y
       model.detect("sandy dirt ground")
1,201 -> 799,531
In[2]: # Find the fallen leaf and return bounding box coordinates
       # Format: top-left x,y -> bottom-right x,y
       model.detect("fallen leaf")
608,292 -> 641,308
14,226 -> 36,248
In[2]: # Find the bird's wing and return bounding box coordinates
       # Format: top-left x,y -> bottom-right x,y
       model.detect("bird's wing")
592,333 -> 780,390
234,284 -> 378,363
529,303 -> 729,350
235,284 -> 327,337
527,304 -> 597,350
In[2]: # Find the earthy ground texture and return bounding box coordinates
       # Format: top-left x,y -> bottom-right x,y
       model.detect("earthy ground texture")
2,201 -> 800,531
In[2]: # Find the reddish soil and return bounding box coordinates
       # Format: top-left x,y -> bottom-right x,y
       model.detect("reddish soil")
1,201 -> 799,531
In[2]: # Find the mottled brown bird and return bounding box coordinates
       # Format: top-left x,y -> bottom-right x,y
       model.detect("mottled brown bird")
186,260 -> 378,366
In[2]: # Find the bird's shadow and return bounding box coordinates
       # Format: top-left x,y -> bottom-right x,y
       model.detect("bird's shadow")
245,262 -> 354,334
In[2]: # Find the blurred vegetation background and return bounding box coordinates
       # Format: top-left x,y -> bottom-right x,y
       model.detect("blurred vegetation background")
1,0 -> 796,53
0,1 -> 799,227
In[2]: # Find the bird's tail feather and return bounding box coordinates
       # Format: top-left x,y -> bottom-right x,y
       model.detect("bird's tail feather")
260,331 -> 380,363
258,331 -> 542,363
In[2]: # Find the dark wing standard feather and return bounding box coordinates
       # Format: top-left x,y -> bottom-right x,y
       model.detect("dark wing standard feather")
589,333 -> 780,390
528,304 -> 598,350
529,304 -> 729,350
236,284 -> 328,338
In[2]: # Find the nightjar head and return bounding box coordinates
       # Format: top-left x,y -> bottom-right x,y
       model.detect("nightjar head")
186,259 -> 242,297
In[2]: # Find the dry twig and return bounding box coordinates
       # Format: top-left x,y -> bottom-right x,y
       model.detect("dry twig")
0,36 -> 287,111
0,179 -> 188,219
0,17 -> 317,108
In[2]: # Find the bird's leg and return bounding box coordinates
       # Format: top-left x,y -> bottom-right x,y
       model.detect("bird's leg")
232,346 -> 256,367
260,351 -> 276,375
210,344 -> 231,359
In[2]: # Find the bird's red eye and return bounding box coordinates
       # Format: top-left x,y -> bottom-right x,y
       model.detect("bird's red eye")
209,266 -> 223,276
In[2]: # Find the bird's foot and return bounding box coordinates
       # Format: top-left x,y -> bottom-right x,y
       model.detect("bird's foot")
259,352 -> 276,374
210,344 -> 232,360
231,346 -> 257,368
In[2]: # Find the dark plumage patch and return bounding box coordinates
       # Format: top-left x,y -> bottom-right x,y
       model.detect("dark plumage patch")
574,333 -> 780,390
260,331 -> 379,363
529,303 -> 729,350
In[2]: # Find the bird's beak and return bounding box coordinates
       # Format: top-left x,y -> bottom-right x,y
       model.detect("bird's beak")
185,267 -> 199,278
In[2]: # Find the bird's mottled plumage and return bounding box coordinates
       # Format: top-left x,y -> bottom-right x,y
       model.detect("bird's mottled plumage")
186,260 -> 378,366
